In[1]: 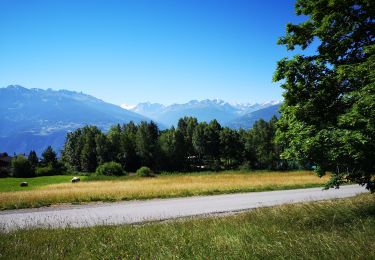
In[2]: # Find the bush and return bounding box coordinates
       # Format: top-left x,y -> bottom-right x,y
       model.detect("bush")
95,162 -> 125,176
35,165 -> 57,176
35,162 -> 65,176
136,166 -> 153,177
11,155 -> 35,177
239,161 -> 253,171
0,167 -> 10,178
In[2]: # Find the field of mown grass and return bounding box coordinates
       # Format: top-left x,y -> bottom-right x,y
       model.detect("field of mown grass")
0,193 -> 373,259
0,170 -> 329,210
0,175 -> 89,192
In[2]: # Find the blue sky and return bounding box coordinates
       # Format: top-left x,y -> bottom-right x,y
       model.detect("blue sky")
0,0 -> 310,106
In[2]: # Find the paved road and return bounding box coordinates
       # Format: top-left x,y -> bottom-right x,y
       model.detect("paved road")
0,185 -> 367,232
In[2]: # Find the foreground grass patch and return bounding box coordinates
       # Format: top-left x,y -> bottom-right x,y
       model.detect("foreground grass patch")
0,170 -> 330,210
0,193 -> 374,259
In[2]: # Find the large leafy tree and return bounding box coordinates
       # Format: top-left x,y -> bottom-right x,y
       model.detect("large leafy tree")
80,126 -> 101,172
159,128 -> 187,171
220,127 -> 243,168
243,117 -> 281,170
177,116 -> 198,157
136,121 -> 160,168
120,122 -> 141,172
274,0 -> 374,190
62,129 -> 83,171
41,146 -> 58,167
27,150 -> 39,169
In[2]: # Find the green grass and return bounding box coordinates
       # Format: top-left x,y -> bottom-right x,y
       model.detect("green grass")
0,193 -> 373,259
0,175 -> 88,192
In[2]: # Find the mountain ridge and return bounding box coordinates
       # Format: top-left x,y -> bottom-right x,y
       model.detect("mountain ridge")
0,85 -> 151,154
129,99 -> 281,127
0,85 -> 282,154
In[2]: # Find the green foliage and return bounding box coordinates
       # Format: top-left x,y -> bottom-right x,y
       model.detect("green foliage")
80,126 -> 101,172
0,167 -> 10,178
62,128 -> 84,171
136,166 -> 153,177
177,116 -> 198,157
61,117 -> 293,174
159,128 -> 187,171
121,122 -> 141,171
41,146 -> 57,166
243,116 -> 284,170
27,150 -> 39,169
274,0 -> 375,191
95,162 -> 125,176
11,155 -> 35,178
192,122 -> 207,160
35,165 -> 60,177
95,132 -> 111,166
136,121 -> 160,168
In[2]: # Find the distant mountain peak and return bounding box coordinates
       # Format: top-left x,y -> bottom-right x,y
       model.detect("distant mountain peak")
120,103 -> 137,110
130,98 -> 282,126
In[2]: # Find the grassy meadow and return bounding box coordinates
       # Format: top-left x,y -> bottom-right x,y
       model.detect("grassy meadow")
0,175 -> 89,192
1,193 -> 373,259
0,170 -> 330,210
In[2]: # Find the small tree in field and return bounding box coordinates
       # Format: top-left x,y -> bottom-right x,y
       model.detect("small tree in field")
12,155 -> 34,178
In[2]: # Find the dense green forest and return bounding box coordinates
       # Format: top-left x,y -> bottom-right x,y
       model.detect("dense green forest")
61,116 -> 294,173
1,116 -> 304,177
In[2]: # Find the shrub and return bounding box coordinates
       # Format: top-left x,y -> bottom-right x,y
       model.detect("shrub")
136,166 -> 153,177
11,155 -> 35,177
239,162 -> 253,171
95,162 -> 125,176
36,165 -> 57,176
0,167 -> 10,178
35,162 -> 65,176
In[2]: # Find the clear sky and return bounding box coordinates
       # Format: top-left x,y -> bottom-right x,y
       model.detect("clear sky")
0,0 -> 310,106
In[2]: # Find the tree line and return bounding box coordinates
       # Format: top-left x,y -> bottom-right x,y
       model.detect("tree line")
4,146 -> 63,178
61,116 -> 297,174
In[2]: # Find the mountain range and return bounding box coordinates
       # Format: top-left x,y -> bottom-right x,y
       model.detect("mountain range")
129,99 -> 281,128
0,85 -> 281,155
0,85 -> 149,155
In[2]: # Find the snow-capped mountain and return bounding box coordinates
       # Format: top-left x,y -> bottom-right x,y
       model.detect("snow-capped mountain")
0,85 -> 150,154
130,99 -> 282,127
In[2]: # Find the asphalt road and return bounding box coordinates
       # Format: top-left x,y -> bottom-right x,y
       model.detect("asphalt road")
0,185 -> 367,232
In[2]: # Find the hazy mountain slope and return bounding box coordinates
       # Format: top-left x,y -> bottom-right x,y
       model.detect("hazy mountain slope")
131,99 -> 281,126
225,104 -> 281,129
0,85 -> 150,154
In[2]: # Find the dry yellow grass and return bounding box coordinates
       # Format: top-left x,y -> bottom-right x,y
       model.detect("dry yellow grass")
0,171 -> 330,210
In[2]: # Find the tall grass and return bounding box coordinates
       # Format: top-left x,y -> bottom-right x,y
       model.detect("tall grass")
0,170 -> 329,210
0,193 -> 373,259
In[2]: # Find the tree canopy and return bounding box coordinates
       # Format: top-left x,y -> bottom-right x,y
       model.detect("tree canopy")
61,117 -> 289,174
274,0 -> 375,191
